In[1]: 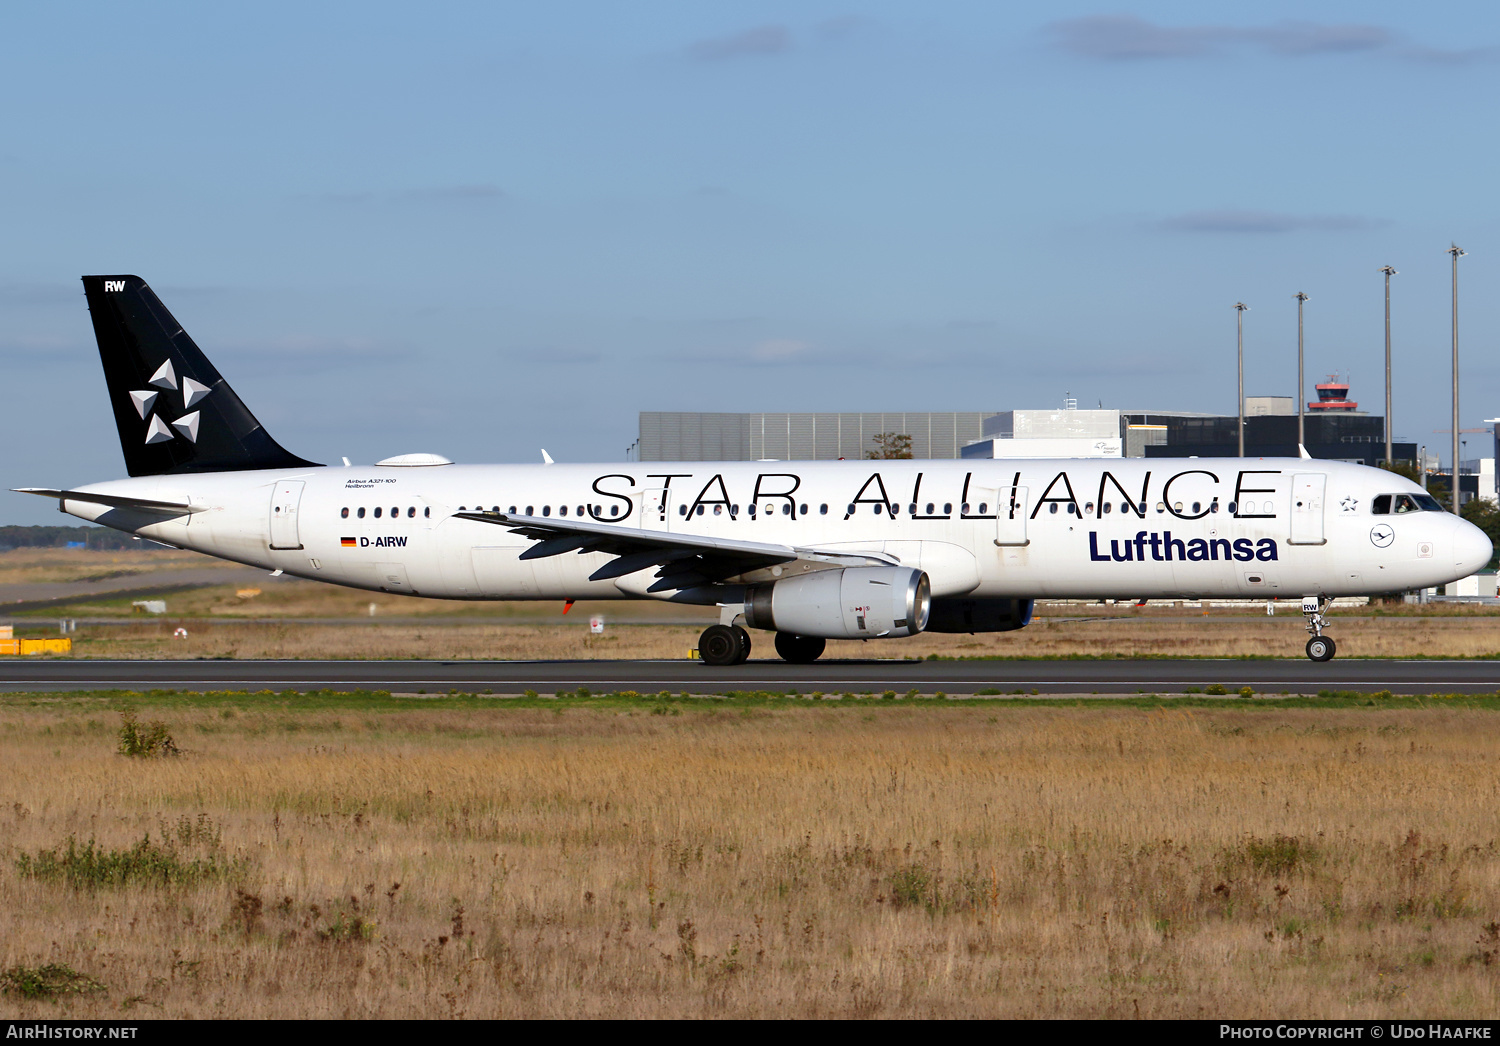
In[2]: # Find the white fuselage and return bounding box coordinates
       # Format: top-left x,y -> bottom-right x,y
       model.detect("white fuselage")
58,457 -> 1489,607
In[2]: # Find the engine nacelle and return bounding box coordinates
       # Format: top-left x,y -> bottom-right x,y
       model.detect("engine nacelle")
743,566 -> 931,639
924,597 -> 1035,634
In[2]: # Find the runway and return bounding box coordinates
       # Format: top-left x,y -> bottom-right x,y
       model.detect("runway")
1,657 -> 1497,694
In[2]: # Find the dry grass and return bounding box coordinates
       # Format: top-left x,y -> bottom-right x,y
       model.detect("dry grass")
0,548 -> 216,585
35,611 -> 1500,661
9,547 -> 1500,659
4,699 -> 1500,1018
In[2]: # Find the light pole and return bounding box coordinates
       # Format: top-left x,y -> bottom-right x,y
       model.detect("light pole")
1447,245 -> 1465,513
1295,292 -> 1309,451
1235,302 -> 1249,456
1379,266 -> 1397,466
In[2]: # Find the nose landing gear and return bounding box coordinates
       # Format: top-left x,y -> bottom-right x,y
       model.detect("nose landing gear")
1302,596 -> 1336,662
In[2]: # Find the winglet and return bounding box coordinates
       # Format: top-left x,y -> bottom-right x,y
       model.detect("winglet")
1298,444 -> 1313,460
541,449 -> 555,465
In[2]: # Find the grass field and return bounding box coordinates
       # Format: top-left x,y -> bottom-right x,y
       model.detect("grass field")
4,691 -> 1500,1018
7,546 -> 1500,661
15,605 -> 1500,661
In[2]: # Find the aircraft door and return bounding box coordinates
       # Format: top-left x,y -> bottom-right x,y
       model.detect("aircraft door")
996,486 -> 1029,547
636,487 -> 674,532
1288,473 -> 1327,546
269,481 -> 305,550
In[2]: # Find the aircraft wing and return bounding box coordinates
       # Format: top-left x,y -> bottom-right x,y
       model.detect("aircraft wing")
13,488 -> 203,515
453,510 -> 893,591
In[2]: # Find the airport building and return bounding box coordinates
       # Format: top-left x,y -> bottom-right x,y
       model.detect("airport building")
633,379 -> 1500,501
633,412 -> 990,462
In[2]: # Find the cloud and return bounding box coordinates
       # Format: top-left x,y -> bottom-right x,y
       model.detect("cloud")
295,185 -> 505,207
1401,43 -> 1500,66
1047,15 -> 1392,61
815,15 -> 874,44
689,25 -> 792,61
1155,209 -> 1383,234
222,334 -> 405,362
749,338 -> 810,362
396,184 -> 505,203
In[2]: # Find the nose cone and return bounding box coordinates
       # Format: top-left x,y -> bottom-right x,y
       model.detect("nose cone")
1455,519 -> 1493,577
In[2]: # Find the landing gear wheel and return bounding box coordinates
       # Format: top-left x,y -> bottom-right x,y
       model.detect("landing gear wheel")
775,632 -> 826,664
732,625 -> 752,664
1306,636 -> 1336,662
699,624 -> 743,666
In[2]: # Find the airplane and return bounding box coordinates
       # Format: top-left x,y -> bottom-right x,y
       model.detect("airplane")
14,276 -> 1493,666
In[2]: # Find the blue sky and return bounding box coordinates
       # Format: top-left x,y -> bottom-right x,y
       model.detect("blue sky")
3,2 -> 1499,523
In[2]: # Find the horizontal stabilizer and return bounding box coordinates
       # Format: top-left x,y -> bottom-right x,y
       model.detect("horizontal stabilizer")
12,487 -> 202,515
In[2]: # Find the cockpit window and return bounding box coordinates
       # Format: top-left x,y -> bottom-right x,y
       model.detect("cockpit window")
1375,492 -> 1446,514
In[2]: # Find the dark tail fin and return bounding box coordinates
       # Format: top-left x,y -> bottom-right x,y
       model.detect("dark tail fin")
82,275 -> 320,476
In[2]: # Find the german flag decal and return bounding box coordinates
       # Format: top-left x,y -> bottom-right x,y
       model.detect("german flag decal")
341,537 -> 356,547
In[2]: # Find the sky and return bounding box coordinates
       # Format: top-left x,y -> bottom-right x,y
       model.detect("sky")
3,2 -> 1499,524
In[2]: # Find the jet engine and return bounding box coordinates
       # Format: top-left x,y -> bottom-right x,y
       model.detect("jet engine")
924,597 -> 1035,634
743,566 -> 931,639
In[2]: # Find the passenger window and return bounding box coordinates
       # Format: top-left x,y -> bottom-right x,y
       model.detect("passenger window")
424,507 -> 431,518
543,506 -> 551,516
978,503 -> 987,514
925,503 -> 934,514
340,507 -> 349,518
890,504 -> 900,515
1227,502 -> 1237,514
1156,503 -> 1165,513
678,505 -> 687,516
408,507 -> 416,518
525,506 -> 534,515
800,504 -> 808,515
847,504 -> 855,515
1049,503 -> 1058,514
374,507 -> 382,518
509,506 -> 517,514
357,507 -> 366,518
820,504 -> 828,515
1103,502 -> 1112,514
391,507 -> 398,518
943,503 -> 952,514
697,505 -> 705,516
1084,502 -> 1094,515
1066,503 -> 1074,515
560,505 -> 568,516
961,503 -> 970,514
611,506 -> 620,516
713,505 -> 722,515
873,504 -> 883,515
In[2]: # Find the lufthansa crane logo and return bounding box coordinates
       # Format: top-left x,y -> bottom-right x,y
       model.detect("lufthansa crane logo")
128,359 -> 210,445
1369,524 -> 1395,548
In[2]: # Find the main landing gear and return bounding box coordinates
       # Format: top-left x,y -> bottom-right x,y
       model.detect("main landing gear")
774,632 -> 826,664
697,625 -> 828,666
1302,596 -> 1336,662
698,624 -> 751,666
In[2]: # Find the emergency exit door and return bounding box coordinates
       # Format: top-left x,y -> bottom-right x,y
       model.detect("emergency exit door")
269,481 -> 305,550
996,486 -> 1029,547
1288,473 -> 1326,546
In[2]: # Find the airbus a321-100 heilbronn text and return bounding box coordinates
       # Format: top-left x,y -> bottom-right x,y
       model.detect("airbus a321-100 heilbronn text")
17,276 -> 1493,665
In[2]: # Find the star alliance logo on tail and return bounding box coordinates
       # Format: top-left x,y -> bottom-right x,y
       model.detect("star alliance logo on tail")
128,359 -> 210,445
